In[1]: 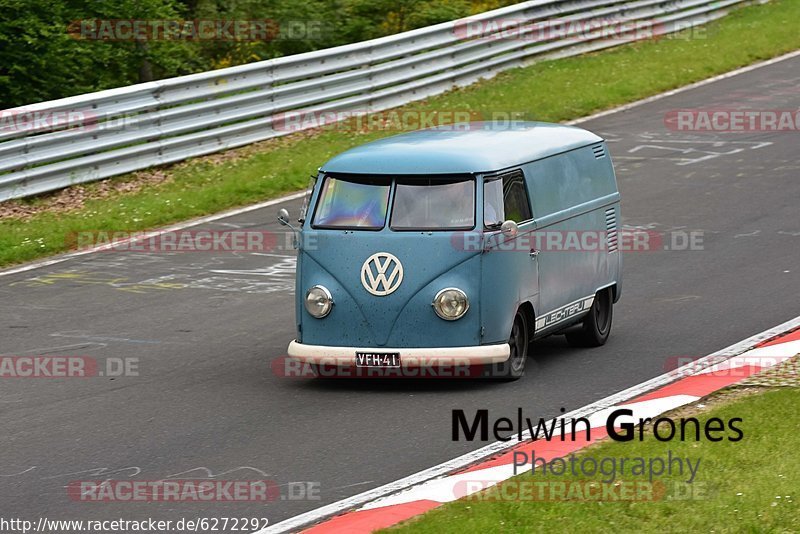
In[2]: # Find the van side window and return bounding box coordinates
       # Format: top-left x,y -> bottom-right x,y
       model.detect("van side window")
484,170 -> 532,227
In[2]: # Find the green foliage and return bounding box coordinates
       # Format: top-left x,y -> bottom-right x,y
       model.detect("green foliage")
0,0 -> 204,107
0,0 -> 519,107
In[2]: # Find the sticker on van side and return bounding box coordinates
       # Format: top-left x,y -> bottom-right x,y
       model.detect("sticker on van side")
535,296 -> 595,331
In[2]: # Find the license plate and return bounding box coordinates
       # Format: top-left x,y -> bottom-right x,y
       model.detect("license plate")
355,352 -> 400,368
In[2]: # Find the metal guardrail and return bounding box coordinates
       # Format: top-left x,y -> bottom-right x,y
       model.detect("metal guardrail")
0,0 -> 754,201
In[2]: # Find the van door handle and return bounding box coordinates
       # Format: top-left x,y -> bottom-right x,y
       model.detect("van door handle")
530,249 -> 539,258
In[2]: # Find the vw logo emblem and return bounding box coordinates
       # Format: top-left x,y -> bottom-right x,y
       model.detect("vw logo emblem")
360,252 -> 403,296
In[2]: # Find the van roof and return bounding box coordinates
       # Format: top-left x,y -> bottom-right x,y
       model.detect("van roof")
320,121 -> 603,175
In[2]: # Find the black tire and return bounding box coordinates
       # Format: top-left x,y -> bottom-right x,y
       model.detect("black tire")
490,309 -> 529,380
566,288 -> 613,347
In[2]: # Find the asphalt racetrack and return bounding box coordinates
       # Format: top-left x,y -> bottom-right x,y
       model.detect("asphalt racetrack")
1,55 -> 798,526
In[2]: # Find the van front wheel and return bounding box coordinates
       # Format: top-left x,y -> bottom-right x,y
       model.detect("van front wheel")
491,309 -> 529,380
566,288 -> 613,347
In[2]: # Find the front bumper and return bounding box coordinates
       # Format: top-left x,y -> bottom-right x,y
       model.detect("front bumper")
287,340 -> 510,366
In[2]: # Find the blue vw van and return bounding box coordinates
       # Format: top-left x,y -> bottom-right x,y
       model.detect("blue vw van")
280,122 -> 621,379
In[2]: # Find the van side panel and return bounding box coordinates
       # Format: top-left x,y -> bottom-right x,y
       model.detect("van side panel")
479,220 -> 538,345
606,147 -> 623,303
523,143 -> 621,335
478,169 -> 539,346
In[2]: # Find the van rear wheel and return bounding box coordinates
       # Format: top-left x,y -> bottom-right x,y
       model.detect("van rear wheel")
491,309 -> 529,380
566,288 -> 613,347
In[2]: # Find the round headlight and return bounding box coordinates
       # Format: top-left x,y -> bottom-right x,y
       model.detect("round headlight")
305,285 -> 333,318
432,288 -> 469,321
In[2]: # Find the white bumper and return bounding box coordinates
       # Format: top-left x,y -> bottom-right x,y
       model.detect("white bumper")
287,340 -> 510,366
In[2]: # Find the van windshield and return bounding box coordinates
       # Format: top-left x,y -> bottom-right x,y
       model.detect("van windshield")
312,175 -> 391,229
391,178 -> 475,230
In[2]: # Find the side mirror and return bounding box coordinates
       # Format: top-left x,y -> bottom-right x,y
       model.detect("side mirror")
277,207 -> 300,249
278,208 -> 291,226
501,220 -> 518,238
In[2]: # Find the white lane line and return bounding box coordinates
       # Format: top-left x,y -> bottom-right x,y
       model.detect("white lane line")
360,463 -> 519,509
261,315 -> 800,533
0,191 -> 307,278
566,49 -> 800,126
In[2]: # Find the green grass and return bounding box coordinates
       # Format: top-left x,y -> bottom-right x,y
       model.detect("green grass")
388,388 -> 800,533
2,0 -> 800,267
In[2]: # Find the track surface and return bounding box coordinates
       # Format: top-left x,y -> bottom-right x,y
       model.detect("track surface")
1,56 -> 799,526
